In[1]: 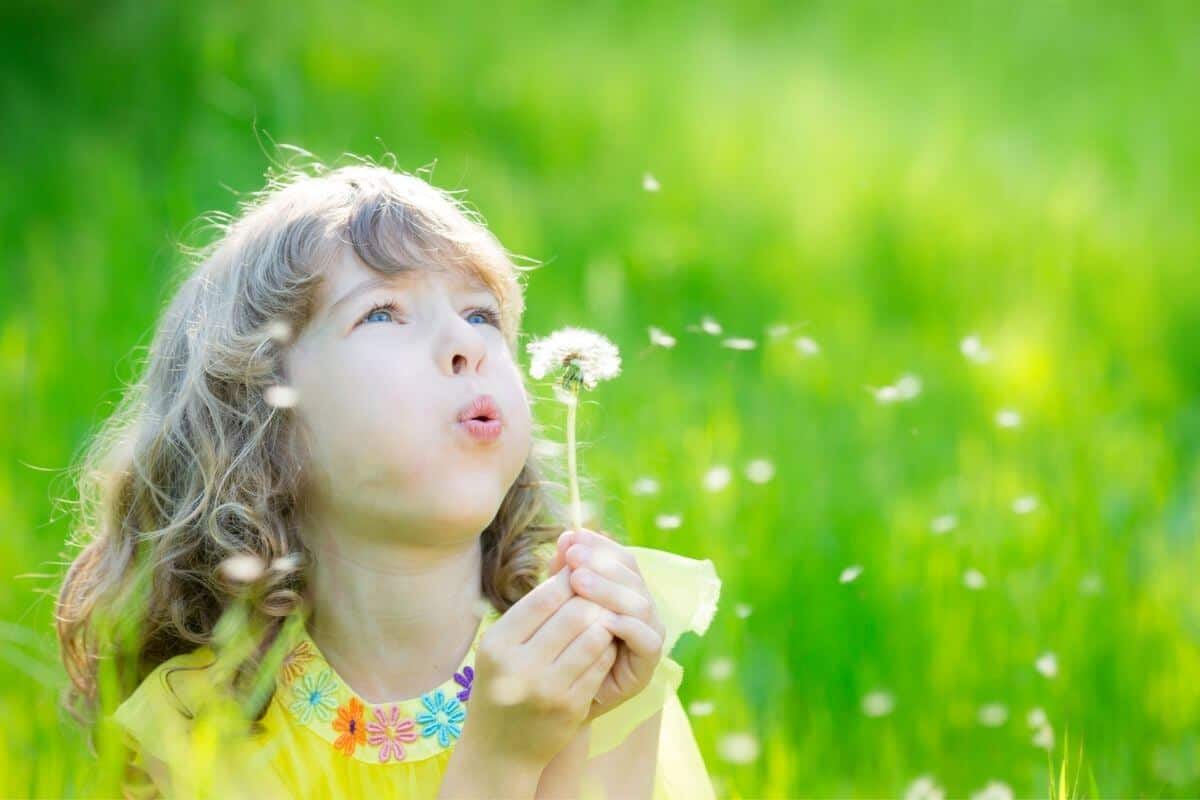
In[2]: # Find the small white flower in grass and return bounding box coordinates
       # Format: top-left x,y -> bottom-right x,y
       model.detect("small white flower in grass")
861,689 -> 894,717
970,781 -> 1015,800
688,699 -> 715,717
703,465 -> 732,492
977,703 -> 1008,727
264,385 -> 299,409
930,514 -> 958,535
1035,651 -> 1058,678
642,172 -> 660,192
1033,723 -> 1055,750
963,568 -> 987,590
961,333 -> 993,364
735,603 -> 753,619
655,513 -> 683,530
716,732 -> 760,764
706,657 -> 734,681
526,327 -> 621,530
794,336 -> 821,356
219,554 -> 266,584
1012,494 -> 1039,514
904,775 -> 945,800
648,326 -> 676,348
631,476 -> 660,496
745,459 -> 775,483
840,565 -> 863,584
995,409 -> 1022,428
721,337 -> 758,350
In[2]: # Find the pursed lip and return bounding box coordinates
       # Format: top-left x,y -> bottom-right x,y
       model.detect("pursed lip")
457,393 -> 503,424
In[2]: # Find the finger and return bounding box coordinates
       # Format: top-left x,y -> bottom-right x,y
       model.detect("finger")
524,595 -> 614,663
570,567 -> 656,623
489,567 -> 575,644
567,641 -> 619,706
565,543 -> 645,593
601,613 -> 665,660
561,528 -> 640,575
547,530 -> 573,576
551,618 -> 615,684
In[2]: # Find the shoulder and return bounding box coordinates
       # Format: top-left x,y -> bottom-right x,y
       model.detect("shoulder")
111,645 -> 222,763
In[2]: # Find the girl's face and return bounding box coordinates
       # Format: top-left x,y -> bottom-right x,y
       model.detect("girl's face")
284,247 -> 533,545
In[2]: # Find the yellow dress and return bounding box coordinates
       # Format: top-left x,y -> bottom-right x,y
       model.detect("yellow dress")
111,545 -> 721,799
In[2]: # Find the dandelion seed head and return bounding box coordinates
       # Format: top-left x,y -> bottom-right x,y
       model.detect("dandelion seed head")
977,703 -> 1008,727
930,514 -> 958,535
648,326 -> 676,348
703,465 -> 732,492
963,568 -> 987,590
264,385 -> 300,409
721,337 -> 758,351
995,409 -> 1022,428
631,477 -> 660,496
642,172 -> 660,192
716,732 -> 760,764
655,513 -> 683,530
744,459 -> 775,484
861,689 -> 895,717
688,699 -> 715,717
904,775 -> 945,800
1035,651 -> 1058,678
840,565 -> 864,584
706,657 -> 734,681
219,554 -> 266,584
1012,495 -> 1039,515
526,327 -> 621,390
794,336 -> 821,356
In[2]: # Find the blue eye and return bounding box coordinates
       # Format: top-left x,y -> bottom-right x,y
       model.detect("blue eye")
362,302 -> 400,324
467,307 -> 502,327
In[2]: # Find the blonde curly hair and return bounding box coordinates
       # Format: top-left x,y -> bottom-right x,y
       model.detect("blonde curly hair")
54,150 -> 568,738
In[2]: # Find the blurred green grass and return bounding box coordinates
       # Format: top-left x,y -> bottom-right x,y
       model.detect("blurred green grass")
3,0 -> 1199,796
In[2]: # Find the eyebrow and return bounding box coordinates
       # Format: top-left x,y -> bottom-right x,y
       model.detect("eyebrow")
323,270 -> 493,319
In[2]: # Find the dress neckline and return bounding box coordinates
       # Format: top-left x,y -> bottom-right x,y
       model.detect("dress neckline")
274,604 -> 500,765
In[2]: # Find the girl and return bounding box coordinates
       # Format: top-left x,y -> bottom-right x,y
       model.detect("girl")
55,155 -> 721,799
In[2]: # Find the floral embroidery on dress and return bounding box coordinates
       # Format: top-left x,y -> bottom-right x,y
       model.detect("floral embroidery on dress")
415,690 -> 466,747
366,704 -> 419,763
453,665 -> 474,702
290,668 -> 340,724
332,697 -> 367,757
279,640 -> 314,685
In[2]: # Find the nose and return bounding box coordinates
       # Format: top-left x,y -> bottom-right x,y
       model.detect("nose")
438,308 -> 488,376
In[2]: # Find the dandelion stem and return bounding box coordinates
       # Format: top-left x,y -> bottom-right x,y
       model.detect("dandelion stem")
565,385 -> 582,530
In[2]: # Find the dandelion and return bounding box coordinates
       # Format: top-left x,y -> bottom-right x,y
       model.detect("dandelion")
717,732 -> 760,764
904,775 -> 945,800
745,459 -> 775,483
631,476 -> 660,496
861,690 -> 895,717
648,326 -> 676,348
688,700 -> 715,717
705,657 -> 734,681
978,703 -> 1008,727
721,337 -> 758,350
839,565 -> 863,584
219,554 -> 266,584
970,781 -> 1014,800
995,409 -> 1022,428
930,514 -> 958,535
526,327 -> 621,530
655,513 -> 683,530
734,603 -> 753,619
642,172 -> 660,192
1035,651 -> 1058,678
264,385 -> 300,409
794,336 -> 821,356
703,465 -> 732,492
961,333 -> 993,363
963,568 -> 987,590
1012,495 -> 1039,514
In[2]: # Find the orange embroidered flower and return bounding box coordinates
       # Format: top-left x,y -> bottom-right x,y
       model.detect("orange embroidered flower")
279,640 -> 314,685
332,696 -> 367,757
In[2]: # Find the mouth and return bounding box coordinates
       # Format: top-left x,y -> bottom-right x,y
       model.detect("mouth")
457,394 -> 504,442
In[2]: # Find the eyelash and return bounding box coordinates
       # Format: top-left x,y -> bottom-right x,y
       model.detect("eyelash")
357,301 -> 502,328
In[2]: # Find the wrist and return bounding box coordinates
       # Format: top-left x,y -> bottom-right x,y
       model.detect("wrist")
441,730 -> 543,799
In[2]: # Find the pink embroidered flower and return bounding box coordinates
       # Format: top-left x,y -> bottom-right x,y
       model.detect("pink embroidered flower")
367,704 -> 418,763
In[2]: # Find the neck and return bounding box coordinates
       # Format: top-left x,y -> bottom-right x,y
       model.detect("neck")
297,504 -> 487,704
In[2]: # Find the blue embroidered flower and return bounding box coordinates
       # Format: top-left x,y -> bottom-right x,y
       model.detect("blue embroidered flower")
453,665 -> 474,702
415,689 -> 466,747
290,667 -> 340,724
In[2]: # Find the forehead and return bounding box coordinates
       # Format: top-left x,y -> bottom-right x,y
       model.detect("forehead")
316,247 -> 492,309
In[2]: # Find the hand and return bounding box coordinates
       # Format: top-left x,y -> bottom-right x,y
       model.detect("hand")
461,566 -> 620,774
549,528 -> 667,722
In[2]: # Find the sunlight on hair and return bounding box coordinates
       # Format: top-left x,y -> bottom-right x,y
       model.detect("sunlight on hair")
219,553 -> 267,584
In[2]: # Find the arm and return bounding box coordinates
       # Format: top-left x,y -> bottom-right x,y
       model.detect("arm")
582,708 -> 663,800
535,723 -> 592,798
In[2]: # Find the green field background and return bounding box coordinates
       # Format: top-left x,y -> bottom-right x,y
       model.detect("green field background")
2,1 -> 1199,797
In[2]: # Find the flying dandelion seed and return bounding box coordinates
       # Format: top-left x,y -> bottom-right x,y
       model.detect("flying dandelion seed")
705,657 -> 734,681
264,385 -> 299,409
219,554 -> 266,584
904,775 -> 945,800
1027,707 -> 1048,728
655,513 -> 683,530
642,172 -> 660,192
995,409 -> 1022,428
861,690 -> 895,717
648,326 -> 676,348
688,700 -> 715,717
977,703 -> 1009,727
839,565 -> 863,584
703,465 -> 732,492
1012,495 -> 1039,514
1032,723 -> 1054,750
970,781 -> 1015,800
744,459 -> 775,483
735,603 -> 753,619
963,569 -> 987,590
700,316 -> 722,335
1079,573 -> 1103,595
930,514 -> 958,535
874,385 -> 902,404
721,337 -> 758,351
716,732 -> 760,764
794,336 -> 821,356
766,323 -> 792,338
268,553 -> 303,573
895,373 -> 922,399
961,333 -> 993,363
1035,651 -> 1058,678
631,477 -> 660,496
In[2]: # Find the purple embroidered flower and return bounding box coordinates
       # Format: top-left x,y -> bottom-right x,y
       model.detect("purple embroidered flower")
453,665 -> 474,702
